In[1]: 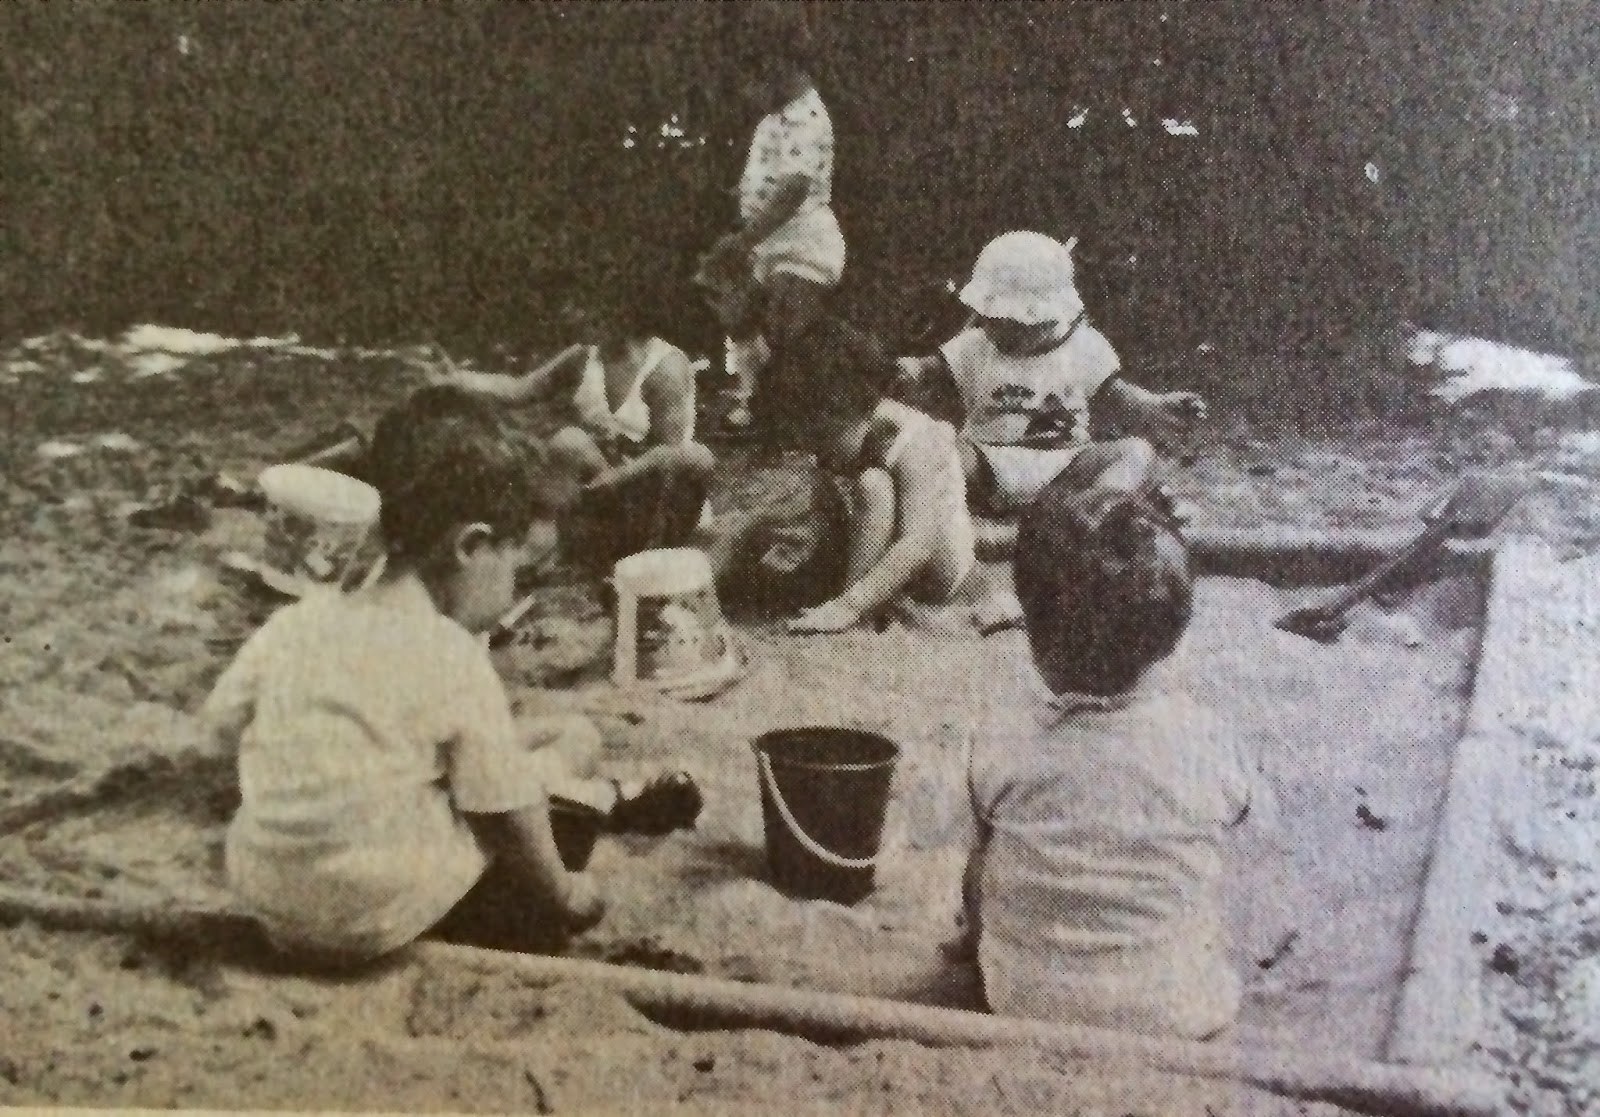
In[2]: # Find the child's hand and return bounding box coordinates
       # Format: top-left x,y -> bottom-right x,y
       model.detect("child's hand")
583,466 -> 624,493
560,871 -> 606,932
1157,390 -> 1208,426
787,598 -> 863,634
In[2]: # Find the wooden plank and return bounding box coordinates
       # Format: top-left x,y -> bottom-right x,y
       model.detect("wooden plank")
975,519 -> 1492,586
418,942 -> 1500,1117
1385,539 -> 1577,1064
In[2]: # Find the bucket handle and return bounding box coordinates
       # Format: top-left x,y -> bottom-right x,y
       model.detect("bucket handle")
757,751 -> 879,871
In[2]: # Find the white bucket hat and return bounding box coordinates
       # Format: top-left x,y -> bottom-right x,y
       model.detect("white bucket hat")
959,231 -> 1084,325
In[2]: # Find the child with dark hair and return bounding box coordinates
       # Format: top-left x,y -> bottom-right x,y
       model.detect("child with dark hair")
203,387 -> 699,965
437,271 -> 715,578
959,478 -> 1251,1038
700,2 -> 843,429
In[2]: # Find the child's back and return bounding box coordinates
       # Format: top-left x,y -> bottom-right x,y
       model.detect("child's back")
965,480 -> 1249,1039
208,581 -> 532,960
970,660 -> 1249,1037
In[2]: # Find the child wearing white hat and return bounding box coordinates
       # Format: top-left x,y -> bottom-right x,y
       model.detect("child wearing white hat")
902,231 -> 1206,521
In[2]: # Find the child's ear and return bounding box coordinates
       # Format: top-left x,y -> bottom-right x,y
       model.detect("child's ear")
450,522 -> 496,564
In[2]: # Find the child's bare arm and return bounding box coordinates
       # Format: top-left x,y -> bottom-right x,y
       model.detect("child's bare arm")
1098,377 -> 1208,441
466,802 -> 605,931
443,344 -> 587,404
641,349 -> 698,449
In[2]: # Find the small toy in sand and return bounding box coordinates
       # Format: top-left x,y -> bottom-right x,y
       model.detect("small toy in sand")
612,548 -> 742,700
257,464 -> 384,596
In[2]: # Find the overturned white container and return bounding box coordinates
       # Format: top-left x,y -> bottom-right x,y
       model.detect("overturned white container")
612,547 -> 740,699
257,464 -> 383,596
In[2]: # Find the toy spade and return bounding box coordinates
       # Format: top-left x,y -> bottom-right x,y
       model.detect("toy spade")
1273,470 -> 1535,644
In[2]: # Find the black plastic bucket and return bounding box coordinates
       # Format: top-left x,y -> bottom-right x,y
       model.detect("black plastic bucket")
753,728 -> 900,904
549,797 -> 605,871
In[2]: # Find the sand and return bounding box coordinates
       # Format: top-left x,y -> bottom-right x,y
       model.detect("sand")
0,332 -> 1593,1111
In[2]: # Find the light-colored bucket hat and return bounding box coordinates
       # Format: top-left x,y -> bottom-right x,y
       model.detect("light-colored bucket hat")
959,231 -> 1084,325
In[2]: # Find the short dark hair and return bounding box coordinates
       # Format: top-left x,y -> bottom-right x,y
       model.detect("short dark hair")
1015,484 -> 1192,696
366,386 -> 571,563
733,3 -> 815,76
762,319 -> 896,446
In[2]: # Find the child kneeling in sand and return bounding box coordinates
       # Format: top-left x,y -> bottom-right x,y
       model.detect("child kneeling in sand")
776,349 -> 976,634
959,477 -> 1250,1038
202,387 -> 700,964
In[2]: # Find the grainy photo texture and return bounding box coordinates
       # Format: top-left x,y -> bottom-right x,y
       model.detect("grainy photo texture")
2,2 -> 1598,1115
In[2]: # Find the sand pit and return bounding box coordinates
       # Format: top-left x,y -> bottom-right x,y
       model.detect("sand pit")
0,565 -> 1482,1066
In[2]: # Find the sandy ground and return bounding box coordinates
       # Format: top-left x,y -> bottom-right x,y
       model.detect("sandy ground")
1,330 -> 1598,1112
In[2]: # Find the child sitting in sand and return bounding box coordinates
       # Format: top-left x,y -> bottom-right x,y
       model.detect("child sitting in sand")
897,230 -> 1207,630
436,272 -> 715,578
959,475 -> 1250,1039
774,346 -> 976,634
700,5 -> 844,430
898,230 -> 1205,518
202,387 -> 701,964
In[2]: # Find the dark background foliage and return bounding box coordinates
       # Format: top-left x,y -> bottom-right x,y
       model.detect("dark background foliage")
2,1 -> 1594,364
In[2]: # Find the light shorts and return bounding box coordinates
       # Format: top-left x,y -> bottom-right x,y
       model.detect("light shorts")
751,206 -> 846,288
968,441 -> 1090,513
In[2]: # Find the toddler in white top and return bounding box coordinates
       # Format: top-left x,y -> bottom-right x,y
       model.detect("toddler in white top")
959,478 -> 1254,1038
901,230 -> 1207,517
700,7 -> 845,429
204,387 -> 701,964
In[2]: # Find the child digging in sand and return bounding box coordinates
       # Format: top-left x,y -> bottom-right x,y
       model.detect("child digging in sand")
775,343 -> 976,634
959,477 -> 1251,1039
202,387 -> 701,964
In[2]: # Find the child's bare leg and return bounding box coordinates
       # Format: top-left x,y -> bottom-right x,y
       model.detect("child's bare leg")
845,467 -> 896,587
907,528 -> 975,606
521,713 -> 603,779
1062,437 -> 1157,500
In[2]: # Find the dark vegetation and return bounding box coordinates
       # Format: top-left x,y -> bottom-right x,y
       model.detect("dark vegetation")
2,2 -> 1594,364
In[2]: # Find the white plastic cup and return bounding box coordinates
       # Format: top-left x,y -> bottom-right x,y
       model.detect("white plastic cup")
257,464 -> 381,596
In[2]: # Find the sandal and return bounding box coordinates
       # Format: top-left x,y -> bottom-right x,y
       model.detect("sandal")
609,772 -> 703,835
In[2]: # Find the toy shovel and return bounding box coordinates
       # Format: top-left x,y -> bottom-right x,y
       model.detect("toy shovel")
1273,470 -> 1535,643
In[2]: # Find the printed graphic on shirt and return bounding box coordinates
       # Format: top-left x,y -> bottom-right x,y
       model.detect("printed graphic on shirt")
739,89 -> 834,222
974,386 -> 1089,448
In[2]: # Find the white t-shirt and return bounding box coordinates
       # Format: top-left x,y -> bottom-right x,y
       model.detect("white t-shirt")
969,657 -> 1250,1038
738,86 -> 834,225
202,581 -> 543,960
939,322 -> 1121,447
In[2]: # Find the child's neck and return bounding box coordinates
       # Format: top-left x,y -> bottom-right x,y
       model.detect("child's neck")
373,563 -> 473,630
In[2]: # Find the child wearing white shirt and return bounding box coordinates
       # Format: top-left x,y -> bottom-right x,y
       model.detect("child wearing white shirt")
203,387 -> 700,964
897,230 -> 1208,631
700,8 -> 845,430
959,479 -> 1250,1039
900,231 -> 1206,518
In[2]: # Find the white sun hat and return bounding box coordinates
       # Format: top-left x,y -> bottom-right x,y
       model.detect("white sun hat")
959,231 -> 1084,325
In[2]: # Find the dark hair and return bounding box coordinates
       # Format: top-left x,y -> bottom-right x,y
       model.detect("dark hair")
733,3 -> 814,76
574,259 -> 675,340
1015,484 -> 1192,697
366,386 -> 571,563
762,319 -> 897,446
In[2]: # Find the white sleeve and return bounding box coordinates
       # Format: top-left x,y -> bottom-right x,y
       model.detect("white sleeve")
442,638 -> 544,815
199,608 -> 290,745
